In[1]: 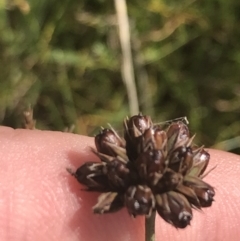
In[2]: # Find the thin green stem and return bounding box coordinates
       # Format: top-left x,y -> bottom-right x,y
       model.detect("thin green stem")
145,211 -> 156,241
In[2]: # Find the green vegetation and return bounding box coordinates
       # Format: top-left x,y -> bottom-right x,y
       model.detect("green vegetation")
1,0 -> 240,153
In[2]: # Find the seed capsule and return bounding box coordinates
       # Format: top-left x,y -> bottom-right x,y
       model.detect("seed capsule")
194,187 -> 215,207
191,147 -> 210,177
169,146 -> 193,175
176,184 -> 201,208
124,114 -> 152,138
155,169 -> 183,192
156,191 -> 192,228
183,175 -> 215,207
125,185 -> 155,217
136,149 -> 167,186
140,127 -> 167,153
95,128 -> 125,157
124,114 -> 152,160
166,122 -> 190,152
70,162 -> 109,191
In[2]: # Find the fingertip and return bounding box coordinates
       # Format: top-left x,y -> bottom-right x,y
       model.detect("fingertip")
1,128 -> 240,241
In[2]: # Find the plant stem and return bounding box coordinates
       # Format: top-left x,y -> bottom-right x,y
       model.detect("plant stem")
114,0 -> 139,116
145,211 -> 156,241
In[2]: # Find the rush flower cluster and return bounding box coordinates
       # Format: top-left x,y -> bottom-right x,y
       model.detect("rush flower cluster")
68,114 -> 215,228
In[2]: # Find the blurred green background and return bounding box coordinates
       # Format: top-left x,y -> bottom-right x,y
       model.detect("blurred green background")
0,0 -> 240,153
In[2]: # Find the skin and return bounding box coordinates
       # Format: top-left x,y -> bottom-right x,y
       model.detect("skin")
0,126 -> 240,241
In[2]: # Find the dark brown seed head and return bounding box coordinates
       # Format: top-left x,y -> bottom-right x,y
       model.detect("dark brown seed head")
125,185 -> 155,217
68,113 -> 215,229
95,128 -> 125,156
156,191 -> 192,228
